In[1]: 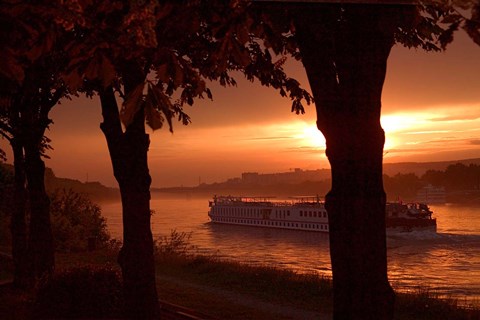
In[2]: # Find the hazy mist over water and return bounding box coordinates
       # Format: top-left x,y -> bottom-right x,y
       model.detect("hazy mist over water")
101,193 -> 480,302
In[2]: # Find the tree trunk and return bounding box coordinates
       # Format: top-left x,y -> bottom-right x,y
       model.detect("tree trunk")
99,81 -> 160,318
10,137 -> 29,287
24,131 -> 54,279
294,5 -> 396,319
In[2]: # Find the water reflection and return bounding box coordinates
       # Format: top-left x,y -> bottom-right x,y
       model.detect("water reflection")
101,197 -> 480,301
202,223 -> 331,274
387,231 -> 480,298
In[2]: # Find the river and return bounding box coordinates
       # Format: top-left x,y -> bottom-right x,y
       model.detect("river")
101,193 -> 480,303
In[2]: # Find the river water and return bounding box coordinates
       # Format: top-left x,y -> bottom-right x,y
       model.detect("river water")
101,193 -> 480,303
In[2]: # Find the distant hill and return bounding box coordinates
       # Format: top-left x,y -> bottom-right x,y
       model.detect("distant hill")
0,163 -> 119,202
383,158 -> 480,176
154,158 -> 480,198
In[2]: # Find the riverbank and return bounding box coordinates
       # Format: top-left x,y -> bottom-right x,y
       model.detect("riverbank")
1,245 -> 479,320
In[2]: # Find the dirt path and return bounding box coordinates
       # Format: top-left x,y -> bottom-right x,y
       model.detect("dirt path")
157,274 -> 332,320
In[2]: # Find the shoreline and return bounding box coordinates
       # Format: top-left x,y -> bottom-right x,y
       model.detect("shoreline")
1,247 -> 479,319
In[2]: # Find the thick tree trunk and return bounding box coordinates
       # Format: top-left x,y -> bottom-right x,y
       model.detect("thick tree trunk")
10,138 -> 29,287
24,132 -> 54,279
294,5 -> 396,319
99,82 -> 160,318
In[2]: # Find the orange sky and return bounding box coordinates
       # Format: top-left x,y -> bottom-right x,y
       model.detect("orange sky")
1,31 -> 479,187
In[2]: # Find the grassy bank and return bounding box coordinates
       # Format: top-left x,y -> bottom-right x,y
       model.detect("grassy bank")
1,244 -> 479,319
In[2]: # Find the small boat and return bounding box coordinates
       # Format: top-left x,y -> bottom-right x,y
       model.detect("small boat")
208,195 -> 436,233
386,202 -> 437,232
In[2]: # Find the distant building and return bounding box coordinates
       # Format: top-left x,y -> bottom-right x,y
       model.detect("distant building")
416,184 -> 446,204
240,168 -> 330,185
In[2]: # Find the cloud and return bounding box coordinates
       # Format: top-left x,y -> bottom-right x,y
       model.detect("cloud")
422,137 -> 476,145
470,139 -> 480,145
284,146 -> 325,154
385,147 -> 439,154
241,136 -> 294,141
403,130 -> 453,135
428,114 -> 480,122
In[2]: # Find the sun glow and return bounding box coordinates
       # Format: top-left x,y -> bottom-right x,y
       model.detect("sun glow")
297,124 -> 326,149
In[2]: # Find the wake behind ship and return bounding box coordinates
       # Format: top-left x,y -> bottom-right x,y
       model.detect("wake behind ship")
208,195 -> 436,232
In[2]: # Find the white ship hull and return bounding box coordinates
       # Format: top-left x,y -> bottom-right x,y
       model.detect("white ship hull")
208,196 -> 436,233
208,196 -> 329,232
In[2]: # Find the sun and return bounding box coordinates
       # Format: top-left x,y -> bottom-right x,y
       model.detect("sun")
380,113 -> 430,155
293,122 -> 326,149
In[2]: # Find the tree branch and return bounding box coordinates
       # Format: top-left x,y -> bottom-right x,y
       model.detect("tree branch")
99,86 -> 122,137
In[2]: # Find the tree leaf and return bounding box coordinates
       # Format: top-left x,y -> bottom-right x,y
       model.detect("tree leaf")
145,98 -> 163,131
149,84 -> 174,132
463,20 -> 480,46
100,55 -> 116,89
85,56 -> 100,81
439,22 -> 459,49
195,79 -> 206,96
0,51 -> 25,83
62,70 -> 83,92
236,25 -> 250,45
120,83 -> 144,127
156,63 -> 169,83
174,63 -> 184,86
206,88 -> 213,100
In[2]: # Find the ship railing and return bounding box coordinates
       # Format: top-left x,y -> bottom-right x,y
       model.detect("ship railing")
211,195 -> 325,206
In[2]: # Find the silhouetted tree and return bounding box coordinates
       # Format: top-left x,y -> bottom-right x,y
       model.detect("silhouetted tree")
444,163 -> 480,190
286,2 -> 479,319
422,169 -> 446,188
0,3 -> 71,285
384,173 -> 422,201
58,1 -> 311,317
419,164 -> 480,192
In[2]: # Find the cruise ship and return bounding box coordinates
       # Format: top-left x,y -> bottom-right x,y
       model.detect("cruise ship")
416,184 -> 446,204
208,195 -> 436,232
